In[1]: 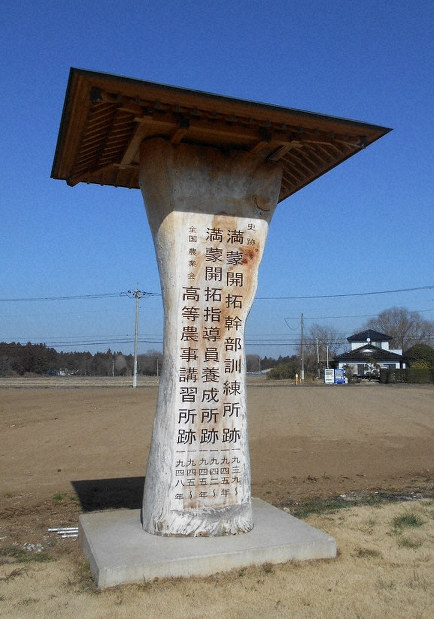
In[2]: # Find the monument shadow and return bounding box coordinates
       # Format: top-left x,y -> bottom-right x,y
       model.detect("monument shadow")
71,477 -> 145,512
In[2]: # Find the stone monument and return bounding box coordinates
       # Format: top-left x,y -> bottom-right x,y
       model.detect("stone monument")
139,138 -> 282,535
52,69 -> 390,583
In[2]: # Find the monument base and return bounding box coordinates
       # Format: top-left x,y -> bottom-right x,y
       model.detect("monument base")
79,498 -> 336,588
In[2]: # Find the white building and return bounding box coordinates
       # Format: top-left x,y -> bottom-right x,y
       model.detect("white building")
335,329 -> 406,377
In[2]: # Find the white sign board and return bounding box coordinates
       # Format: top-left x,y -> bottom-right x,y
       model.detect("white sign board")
324,368 -> 334,384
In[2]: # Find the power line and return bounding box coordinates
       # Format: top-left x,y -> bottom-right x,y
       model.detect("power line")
11,333 -> 433,347
0,292 -> 159,302
257,284 -> 434,300
6,333 -> 433,352
284,307 -> 434,322
0,284 -> 432,303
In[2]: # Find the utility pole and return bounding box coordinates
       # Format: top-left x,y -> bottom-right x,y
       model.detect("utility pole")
300,313 -> 305,381
316,338 -> 320,379
124,288 -> 148,388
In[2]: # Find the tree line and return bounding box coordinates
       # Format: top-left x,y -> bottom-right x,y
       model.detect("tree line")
1,307 -> 432,378
0,343 -> 163,377
0,341 -> 282,377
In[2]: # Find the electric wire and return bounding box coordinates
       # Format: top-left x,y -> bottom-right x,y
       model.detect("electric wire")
0,284 -> 432,303
2,286 -> 432,351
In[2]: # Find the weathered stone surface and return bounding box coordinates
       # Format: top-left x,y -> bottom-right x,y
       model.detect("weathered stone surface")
139,139 -> 282,536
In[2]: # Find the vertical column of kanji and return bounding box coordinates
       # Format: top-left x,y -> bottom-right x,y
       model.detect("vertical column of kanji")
139,138 -> 282,536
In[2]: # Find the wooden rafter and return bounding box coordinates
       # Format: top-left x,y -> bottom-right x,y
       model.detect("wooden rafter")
52,69 -> 391,202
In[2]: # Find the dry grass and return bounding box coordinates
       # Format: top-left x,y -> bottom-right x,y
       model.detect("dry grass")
0,500 -> 432,618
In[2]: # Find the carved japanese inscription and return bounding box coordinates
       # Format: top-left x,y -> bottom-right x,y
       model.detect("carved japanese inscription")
175,218 -> 258,511
139,138 -> 281,536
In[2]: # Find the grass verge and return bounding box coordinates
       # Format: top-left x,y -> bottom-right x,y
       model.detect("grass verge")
287,490 -> 432,519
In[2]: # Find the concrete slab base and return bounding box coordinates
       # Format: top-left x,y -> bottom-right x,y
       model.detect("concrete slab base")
79,498 -> 336,588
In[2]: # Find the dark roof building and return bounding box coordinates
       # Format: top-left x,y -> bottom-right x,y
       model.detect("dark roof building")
336,344 -> 405,363
335,329 -> 406,376
347,329 -> 391,344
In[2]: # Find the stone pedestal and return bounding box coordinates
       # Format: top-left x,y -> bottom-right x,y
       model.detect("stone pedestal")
139,139 -> 282,536
79,499 -> 337,588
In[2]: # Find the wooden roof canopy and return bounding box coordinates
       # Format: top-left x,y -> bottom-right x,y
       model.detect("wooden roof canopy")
51,68 -> 391,203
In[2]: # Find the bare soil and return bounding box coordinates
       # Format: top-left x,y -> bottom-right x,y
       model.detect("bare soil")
0,378 -> 433,617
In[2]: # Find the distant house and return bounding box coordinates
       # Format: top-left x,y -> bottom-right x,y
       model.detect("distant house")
335,329 -> 406,377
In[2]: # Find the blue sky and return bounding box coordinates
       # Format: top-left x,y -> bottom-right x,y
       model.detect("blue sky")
1,0 -> 433,356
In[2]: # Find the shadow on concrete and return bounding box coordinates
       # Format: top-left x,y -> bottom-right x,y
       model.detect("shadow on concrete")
71,477 -> 144,512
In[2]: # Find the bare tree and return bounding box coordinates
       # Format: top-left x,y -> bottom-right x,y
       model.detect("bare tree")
138,349 -> 163,375
246,354 -> 261,373
363,306 -> 433,351
114,353 -> 129,376
304,324 -> 344,374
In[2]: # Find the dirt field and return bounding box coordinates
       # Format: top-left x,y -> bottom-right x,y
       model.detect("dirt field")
1,379 -> 433,617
